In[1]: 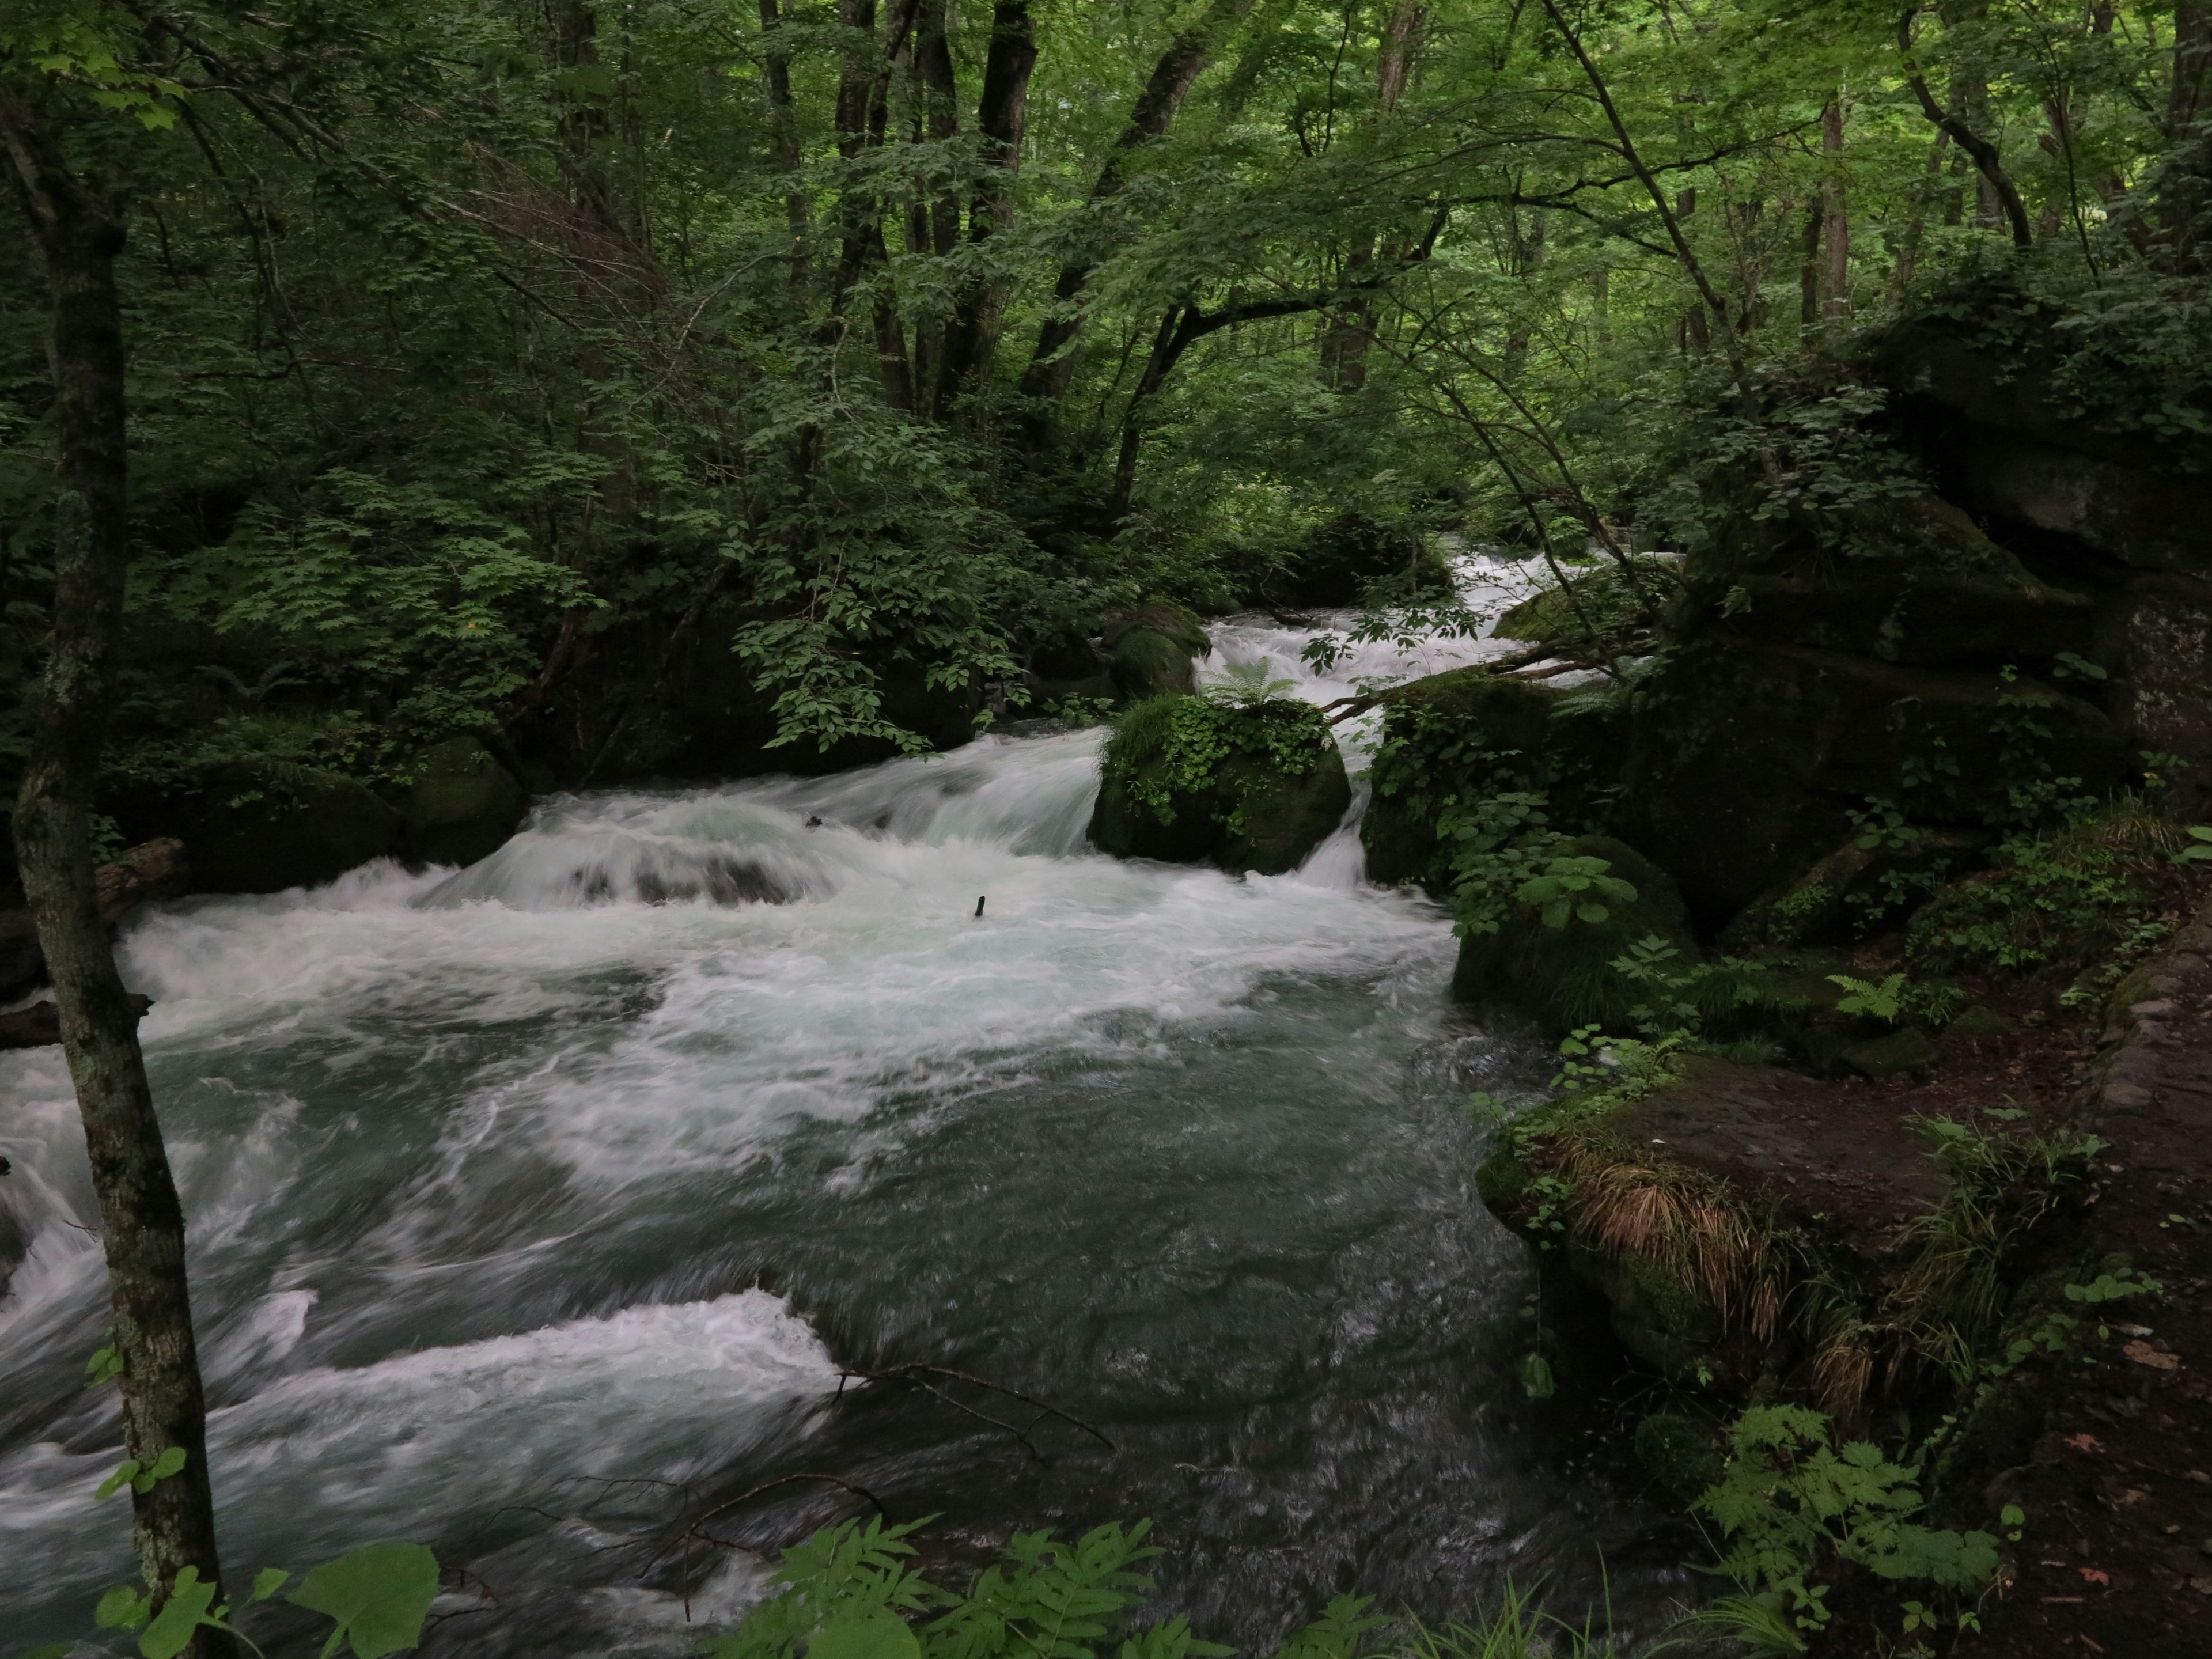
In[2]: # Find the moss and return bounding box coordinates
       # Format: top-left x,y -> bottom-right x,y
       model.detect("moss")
1450,834 -> 1699,1035
1493,556 -> 1674,649
403,737 -> 528,868
1635,1410 -> 1729,1502
1475,1150 -> 1536,1218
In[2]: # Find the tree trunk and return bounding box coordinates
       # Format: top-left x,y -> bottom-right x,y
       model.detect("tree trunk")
2161,1 -> 2212,266
1015,0 -> 1256,422
1317,2 -> 1423,391
0,93 -> 233,1657
759,0 -> 812,308
936,2 -> 1036,414
1820,97 -> 1850,332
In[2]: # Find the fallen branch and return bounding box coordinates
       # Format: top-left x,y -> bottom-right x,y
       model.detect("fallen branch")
839,1362 -> 1119,1458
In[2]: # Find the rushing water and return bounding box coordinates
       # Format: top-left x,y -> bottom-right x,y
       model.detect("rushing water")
0,577 -> 1692,1652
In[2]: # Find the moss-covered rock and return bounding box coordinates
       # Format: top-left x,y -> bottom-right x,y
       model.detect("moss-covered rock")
1566,1235 -> 1729,1383
1620,638 -> 2138,928
1493,556 -> 1676,650
1362,667 -> 1626,895
402,737 -> 529,868
1266,513 -> 1455,608
1634,1410 -> 1729,1502
1721,827 -> 1990,950
1101,603 -> 1211,702
1088,694 -> 1350,874
1450,835 -> 1698,1035
111,762 -> 402,893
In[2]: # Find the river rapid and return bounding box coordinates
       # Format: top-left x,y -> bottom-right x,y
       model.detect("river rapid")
0,577 -> 1692,1652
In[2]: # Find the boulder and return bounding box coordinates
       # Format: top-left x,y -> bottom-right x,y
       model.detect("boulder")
1619,638 -> 2138,928
111,763 -> 401,893
1450,835 -> 1698,1035
1088,695 -> 1351,876
1719,827 -> 1989,950
1361,668 -> 1626,894
2096,573 -> 2212,763
1493,556 -> 1675,650
402,737 -> 529,868
1264,513 -> 1456,608
1102,603 -> 1210,702
0,838 -> 188,1000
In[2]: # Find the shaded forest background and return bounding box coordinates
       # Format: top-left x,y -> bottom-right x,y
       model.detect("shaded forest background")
4,0 -> 2211,832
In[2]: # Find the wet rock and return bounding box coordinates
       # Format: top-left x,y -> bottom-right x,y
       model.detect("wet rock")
1361,668 -> 1626,895
2097,573 -> 2212,764
1450,835 -> 1697,1036
1634,1410 -> 1728,1503
0,838 -> 187,999
111,763 -> 400,893
1102,603 -> 1211,702
1721,827 -> 1989,950
1493,556 -> 1675,651
1088,695 -> 1350,876
403,737 -> 529,868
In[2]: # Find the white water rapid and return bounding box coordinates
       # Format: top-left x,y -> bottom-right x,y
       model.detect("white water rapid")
0,565 -> 1688,1653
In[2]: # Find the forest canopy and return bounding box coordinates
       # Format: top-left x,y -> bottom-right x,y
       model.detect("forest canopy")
3,0 -> 2210,798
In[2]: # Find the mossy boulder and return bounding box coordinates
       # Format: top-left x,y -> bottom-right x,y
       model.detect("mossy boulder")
1362,667 -> 1626,895
1620,638 -> 2137,928
110,762 -> 402,893
1493,556 -> 1676,651
1088,694 -> 1351,875
1102,603 -> 1211,702
1266,513 -> 1455,608
1450,835 -> 1698,1035
1634,1410 -> 1729,1502
402,737 -> 529,868
1720,827 -> 1990,950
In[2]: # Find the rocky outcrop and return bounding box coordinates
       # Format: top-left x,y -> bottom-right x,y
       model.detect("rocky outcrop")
1449,835 -> 1698,1035
1101,603 -> 1211,702
1089,694 -> 1350,875
402,737 -> 529,868
109,764 -> 401,894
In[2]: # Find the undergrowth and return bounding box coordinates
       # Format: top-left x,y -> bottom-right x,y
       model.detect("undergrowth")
1102,691 -> 1331,835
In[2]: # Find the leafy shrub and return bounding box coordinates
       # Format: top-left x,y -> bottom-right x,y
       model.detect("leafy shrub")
1100,691 -> 1331,835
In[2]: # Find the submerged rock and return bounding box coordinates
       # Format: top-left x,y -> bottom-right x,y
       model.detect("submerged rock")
403,737 -> 529,868
1088,694 -> 1350,876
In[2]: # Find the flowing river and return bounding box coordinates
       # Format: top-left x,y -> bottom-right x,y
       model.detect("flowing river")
0,582 -> 1693,1653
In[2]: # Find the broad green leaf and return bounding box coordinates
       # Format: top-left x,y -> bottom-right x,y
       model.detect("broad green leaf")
97,1460 -> 143,1500
141,1567 -> 221,1659
96,1584 -> 153,1631
808,1609 -> 920,1659
290,1541 -> 440,1659
252,1567 -> 293,1602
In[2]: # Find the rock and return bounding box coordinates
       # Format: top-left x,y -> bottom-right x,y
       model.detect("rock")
1362,667 -> 1626,894
1686,494 -> 2100,670
1102,603 -> 1210,702
1634,1410 -> 1728,1502
1620,638 -> 2138,929
1721,828 -> 1989,950
1450,835 -> 1698,1035
1493,556 -> 1674,650
1840,1025 -> 1942,1080
1,994 -> 153,1050
1088,694 -> 1351,875
1947,1005 -> 2014,1039
0,838 -> 187,1000
402,737 -> 529,868
111,763 -> 401,893
2096,573 -> 2212,763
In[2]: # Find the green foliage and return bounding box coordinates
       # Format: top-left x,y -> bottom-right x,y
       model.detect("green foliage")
73,1542 -> 440,1659
1516,855 -> 1635,930
1101,692 -> 1331,835
97,1444 -> 187,1499
1694,1406 -> 2001,1642
1827,973 -> 1906,1024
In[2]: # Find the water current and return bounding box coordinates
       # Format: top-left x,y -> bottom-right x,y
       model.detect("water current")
0,570 -> 1694,1652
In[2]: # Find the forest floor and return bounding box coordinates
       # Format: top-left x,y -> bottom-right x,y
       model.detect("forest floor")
1577,902 -> 2212,1656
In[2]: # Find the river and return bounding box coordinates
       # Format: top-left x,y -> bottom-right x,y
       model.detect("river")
0,581 -> 1692,1653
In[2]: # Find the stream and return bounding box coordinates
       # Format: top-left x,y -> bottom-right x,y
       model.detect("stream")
0,577 -> 1694,1652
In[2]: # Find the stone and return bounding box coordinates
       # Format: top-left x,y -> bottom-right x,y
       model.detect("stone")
2097,574 -> 2212,763
403,737 -> 530,868
1101,603 -> 1211,703
1840,1025 -> 1942,1081
1721,828 -> 1988,950
1619,637 -> 2137,928
1088,695 -> 1351,876
109,763 -> 401,894
1266,513 -> 1455,608
1947,1005 -> 2015,1039
1450,835 -> 1699,1036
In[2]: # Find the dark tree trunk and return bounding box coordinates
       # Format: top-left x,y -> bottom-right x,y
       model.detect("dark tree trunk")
2161,1 -> 2212,265
825,0 -> 914,407
0,92 -> 233,1658
937,2 -> 1035,414
759,0 -> 812,307
1015,0 -> 1256,423
1318,2 -> 1423,392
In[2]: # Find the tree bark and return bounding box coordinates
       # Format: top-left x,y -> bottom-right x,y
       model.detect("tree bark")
759,0 -> 812,308
1318,2 -> 1424,391
1820,97 -> 1850,332
2160,1 -> 2212,265
0,90 -> 233,1657
1900,7 -> 2032,248
936,2 -> 1036,414
1016,0 -> 1256,420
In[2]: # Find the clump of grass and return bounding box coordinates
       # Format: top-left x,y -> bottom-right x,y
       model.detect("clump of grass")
1391,1583 -> 1623,1659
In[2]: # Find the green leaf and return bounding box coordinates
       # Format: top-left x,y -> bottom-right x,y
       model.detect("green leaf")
141,1567 -> 222,1659
806,1609 -> 919,1659
96,1584 -> 154,1631
289,1542 -> 441,1659
252,1568 -> 293,1603
98,1460 -> 143,1500
20,1644 -> 73,1659
1517,1351 -> 1556,1399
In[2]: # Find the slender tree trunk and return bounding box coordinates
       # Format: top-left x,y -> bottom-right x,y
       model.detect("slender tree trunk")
1016,0 -> 1256,423
937,2 -> 1035,415
759,0 -> 811,308
1820,97 -> 1850,333
0,93 -> 232,1658
2160,1 -> 2212,266
1318,2 -> 1423,391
